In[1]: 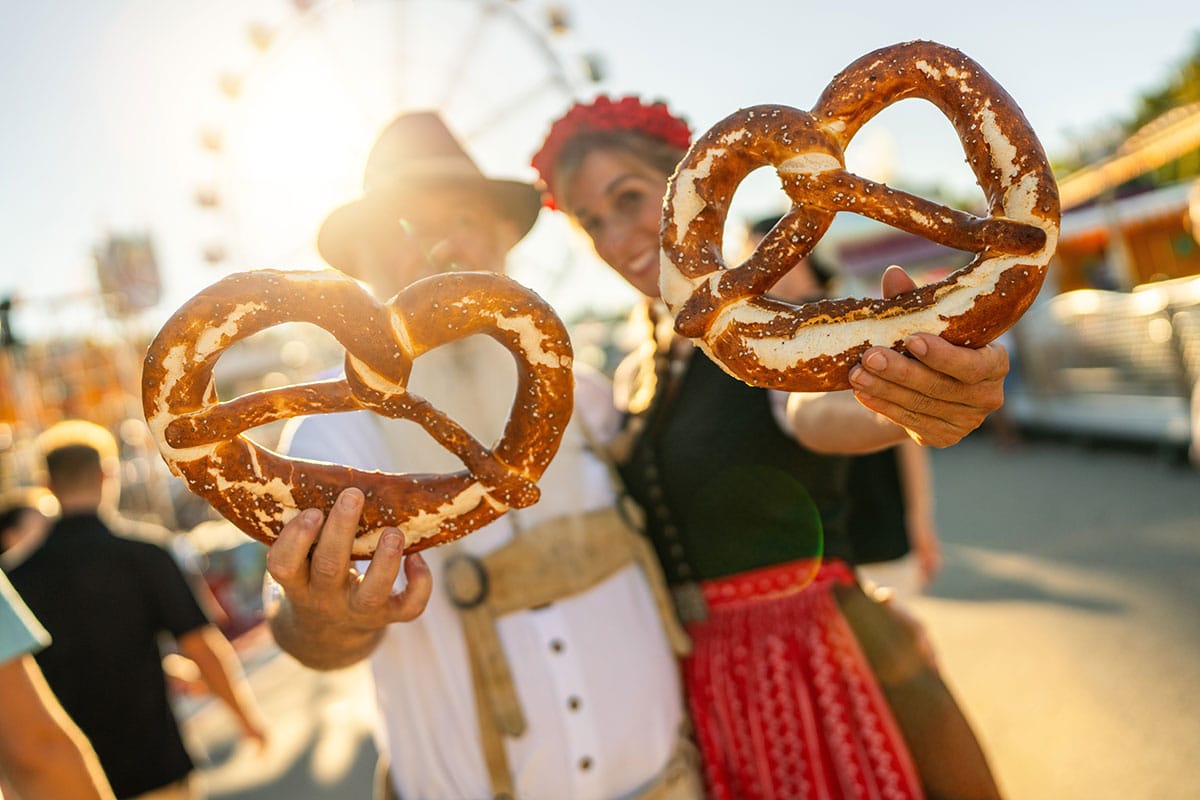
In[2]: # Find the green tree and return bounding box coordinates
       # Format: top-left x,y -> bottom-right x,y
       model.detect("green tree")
1126,32 -> 1200,185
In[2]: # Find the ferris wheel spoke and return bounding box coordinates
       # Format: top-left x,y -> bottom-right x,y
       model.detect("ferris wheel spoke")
393,0 -> 412,108
208,0 -> 581,272
463,73 -> 572,140
436,1 -> 495,110
309,14 -> 383,135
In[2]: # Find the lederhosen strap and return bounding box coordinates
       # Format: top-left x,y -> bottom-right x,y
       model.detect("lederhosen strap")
444,506 -> 692,798
366,366 -> 695,799
432,389 -> 692,798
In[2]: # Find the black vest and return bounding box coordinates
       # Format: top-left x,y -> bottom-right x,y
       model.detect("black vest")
618,350 -> 853,584
845,448 -> 912,564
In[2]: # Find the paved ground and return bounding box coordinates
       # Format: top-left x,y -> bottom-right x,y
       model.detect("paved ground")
184,651 -> 378,799
184,433 -> 1200,799
910,435 -> 1200,800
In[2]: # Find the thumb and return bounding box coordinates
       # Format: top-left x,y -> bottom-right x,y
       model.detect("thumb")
881,265 -> 918,299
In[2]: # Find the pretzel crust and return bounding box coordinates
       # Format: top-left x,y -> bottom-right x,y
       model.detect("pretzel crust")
660,40 -> 1060,391
142,269 -> 573,557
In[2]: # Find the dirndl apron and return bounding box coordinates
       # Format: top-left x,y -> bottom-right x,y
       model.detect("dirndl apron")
682,558 -> 923,800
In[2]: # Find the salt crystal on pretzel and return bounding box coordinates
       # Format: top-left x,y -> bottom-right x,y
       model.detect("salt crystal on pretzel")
660,40 -> 1060,391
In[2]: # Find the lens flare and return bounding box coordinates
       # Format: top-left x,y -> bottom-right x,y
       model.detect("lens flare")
688,464 -> 825,592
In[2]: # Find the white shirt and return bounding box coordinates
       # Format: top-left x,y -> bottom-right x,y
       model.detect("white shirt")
281,336 -> 683,800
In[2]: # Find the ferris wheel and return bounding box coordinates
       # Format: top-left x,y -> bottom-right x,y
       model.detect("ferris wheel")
194,0 -> 603,275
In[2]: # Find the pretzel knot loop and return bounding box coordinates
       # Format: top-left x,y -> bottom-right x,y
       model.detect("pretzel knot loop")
661,40 -> 1061,391
142,269 -> 574,557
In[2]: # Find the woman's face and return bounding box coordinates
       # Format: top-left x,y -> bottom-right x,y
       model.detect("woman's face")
561,148 -> 670,298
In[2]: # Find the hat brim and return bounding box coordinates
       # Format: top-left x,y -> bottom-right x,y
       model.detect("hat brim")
316,177 -> 541,273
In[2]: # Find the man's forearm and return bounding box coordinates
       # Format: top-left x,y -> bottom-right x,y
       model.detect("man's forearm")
267,596 -> 384,671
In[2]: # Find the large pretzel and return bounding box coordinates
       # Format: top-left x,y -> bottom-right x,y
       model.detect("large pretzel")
661,40 -> 1060,391
142,269 -> 573,557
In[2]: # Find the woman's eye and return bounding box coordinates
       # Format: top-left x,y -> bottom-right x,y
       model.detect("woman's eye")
616,190 -> 643,214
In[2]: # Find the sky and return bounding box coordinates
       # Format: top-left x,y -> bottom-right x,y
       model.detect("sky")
1,0 -> 1197,341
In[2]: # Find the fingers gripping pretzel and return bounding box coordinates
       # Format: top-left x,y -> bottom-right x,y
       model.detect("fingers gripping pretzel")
661,40 -> 1060,391
142,269 -> 573,557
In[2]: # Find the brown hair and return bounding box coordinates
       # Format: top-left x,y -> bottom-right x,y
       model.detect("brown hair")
552,129 -> 686,212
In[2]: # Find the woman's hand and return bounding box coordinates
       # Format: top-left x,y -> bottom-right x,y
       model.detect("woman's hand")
849,266 -> 1009,448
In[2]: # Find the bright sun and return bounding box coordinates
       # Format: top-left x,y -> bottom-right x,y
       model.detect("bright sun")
205,0 -> 584,273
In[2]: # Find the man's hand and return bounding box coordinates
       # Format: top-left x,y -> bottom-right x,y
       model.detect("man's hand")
910,519 -> 944,589
265,488 -> 433,669
848,266 -> 1009,448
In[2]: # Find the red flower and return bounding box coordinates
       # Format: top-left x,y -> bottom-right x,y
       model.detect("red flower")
532,96 -> 691,209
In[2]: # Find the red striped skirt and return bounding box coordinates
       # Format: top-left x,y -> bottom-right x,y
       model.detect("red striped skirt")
684,559 -> 924,800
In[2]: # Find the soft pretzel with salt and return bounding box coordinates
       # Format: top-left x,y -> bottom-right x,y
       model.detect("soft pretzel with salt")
660,40 -> 1060,391
142,269 -> 573,557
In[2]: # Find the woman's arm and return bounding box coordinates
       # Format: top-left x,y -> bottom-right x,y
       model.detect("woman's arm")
783,390 -> 909,454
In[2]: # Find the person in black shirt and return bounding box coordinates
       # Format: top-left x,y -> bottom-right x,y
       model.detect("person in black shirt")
9,420 -> 267,800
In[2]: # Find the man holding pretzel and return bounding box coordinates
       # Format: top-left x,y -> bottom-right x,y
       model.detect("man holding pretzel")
265,111 -> 700,800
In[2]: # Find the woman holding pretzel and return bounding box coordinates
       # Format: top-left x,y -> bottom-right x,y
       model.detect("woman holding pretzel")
532,95 -> 1005,800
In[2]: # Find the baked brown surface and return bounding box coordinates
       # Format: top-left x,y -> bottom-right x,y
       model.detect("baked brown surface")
142,269 -> 574,557
660,40 -> 1061,391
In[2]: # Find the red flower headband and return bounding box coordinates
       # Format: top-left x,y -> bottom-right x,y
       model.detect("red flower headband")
532,96 -> 691,209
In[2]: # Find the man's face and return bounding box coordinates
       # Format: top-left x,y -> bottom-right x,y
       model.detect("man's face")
354,187 -> 520,298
